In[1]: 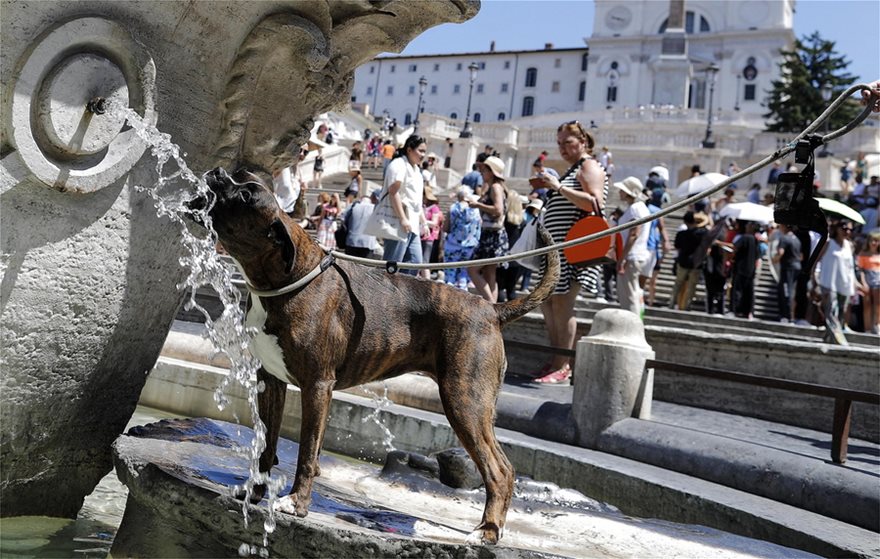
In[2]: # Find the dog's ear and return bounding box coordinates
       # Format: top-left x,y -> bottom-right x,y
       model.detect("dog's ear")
269,218 -> 296,275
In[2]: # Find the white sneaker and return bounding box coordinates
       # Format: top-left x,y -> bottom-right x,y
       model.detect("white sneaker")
595,297 -> 608,304
780,318 -> 789,324
794,319 -> 810,327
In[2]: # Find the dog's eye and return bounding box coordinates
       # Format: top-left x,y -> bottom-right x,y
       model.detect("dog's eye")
239,190 -> 253,204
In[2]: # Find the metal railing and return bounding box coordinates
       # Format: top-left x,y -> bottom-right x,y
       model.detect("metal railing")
647,359 -> 880,464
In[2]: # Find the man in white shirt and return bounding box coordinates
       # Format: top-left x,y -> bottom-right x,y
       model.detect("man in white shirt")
614,176 -> 651,316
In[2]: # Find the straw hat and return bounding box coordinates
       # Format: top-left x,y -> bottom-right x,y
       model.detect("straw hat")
427,152 -> 439,161
424,186 -> 438,202
694,212 -> 711,228
480,156 -> 505,179
613,176 -> 646,200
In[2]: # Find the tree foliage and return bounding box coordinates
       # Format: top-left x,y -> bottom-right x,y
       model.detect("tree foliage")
764,31 -> 858,134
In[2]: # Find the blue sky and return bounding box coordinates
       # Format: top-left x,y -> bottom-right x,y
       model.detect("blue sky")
399,0 -> 879,85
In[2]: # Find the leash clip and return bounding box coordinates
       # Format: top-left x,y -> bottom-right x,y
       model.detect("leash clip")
385,261 -> 399,274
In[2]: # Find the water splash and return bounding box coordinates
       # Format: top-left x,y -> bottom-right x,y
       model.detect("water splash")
111,102 -> 284,549
361,384 -> 396,452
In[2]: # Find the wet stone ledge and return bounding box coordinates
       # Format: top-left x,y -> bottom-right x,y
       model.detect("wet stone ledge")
110,418 -> 562,558
111,418 -> 814,558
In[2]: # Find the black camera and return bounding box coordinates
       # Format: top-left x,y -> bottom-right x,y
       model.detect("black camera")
773,138 -> 827,277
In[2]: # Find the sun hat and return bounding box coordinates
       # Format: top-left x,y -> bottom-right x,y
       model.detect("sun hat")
424,186 -> 438,202
613,176 -> 646,200
527,198 -> 544,211
427,152 -> 439,160
480,156 -> 505,180
693,212 -> 711,228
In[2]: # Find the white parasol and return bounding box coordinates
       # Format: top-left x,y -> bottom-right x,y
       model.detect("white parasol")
719,202 -> 775,224
674,172 -> 728,197
816,197 -> 865,225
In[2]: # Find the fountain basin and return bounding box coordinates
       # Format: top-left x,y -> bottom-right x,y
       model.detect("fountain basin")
111,418 -> 813,558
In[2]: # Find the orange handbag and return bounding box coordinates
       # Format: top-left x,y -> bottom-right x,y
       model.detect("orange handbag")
563,212 -> 622,268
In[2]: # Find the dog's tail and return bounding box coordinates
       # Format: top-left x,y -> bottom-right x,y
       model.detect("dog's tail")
495,224 -> 560,327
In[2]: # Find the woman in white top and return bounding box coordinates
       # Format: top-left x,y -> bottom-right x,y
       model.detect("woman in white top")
380,135 -> 427,274
815,220 -> 857,345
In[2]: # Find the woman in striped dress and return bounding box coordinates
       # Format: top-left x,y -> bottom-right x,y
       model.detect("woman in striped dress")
532,121 -> 608,384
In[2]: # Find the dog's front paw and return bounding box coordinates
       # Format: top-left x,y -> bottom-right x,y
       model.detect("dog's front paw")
465,522 -> 501,546
273,494 -> 309,517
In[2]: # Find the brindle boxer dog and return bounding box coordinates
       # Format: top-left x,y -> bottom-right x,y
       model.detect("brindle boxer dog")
195,167 -> 560,544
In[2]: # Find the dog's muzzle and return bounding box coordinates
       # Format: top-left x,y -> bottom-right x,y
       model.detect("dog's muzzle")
184,167 -> 229,220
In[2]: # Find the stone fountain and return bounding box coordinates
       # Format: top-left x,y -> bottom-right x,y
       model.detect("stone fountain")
0,0 -> 478,518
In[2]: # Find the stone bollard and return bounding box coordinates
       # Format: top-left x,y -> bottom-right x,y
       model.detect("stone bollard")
572,309 -> 655,448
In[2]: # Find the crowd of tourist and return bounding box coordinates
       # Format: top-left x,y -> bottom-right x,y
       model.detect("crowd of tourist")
268,86 -> 879,353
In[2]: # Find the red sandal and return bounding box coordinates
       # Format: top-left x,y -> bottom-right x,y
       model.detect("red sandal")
532,364 -> 571,385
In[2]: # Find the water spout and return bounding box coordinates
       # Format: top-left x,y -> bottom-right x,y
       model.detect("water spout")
86,97 -> 107,115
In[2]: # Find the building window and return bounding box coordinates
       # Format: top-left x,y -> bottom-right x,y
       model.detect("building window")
699,15 -> 710,32
408,85 -> 415,95
581,53 -> 589,72
390,64 -> 395,73
408,64 -> 417,72
578,81 -> 586,102
478,62 -> 486,70
404,113 -> 412,125
387,86 -> 393,95
453,84 -> 461,94
370,66 -> 375,74
456,63 -> 462,71
606,67 -> 620,105
551,81 -> 560,93
434,63 -> 440,71
504,61 -> 511,69
366,86 -> 373,96
744,84 -> 756,101
474,112 -> 481,123
525,67 -> 537,87
498,112 -> 506,121
687,78 -> 706,108
606,86 -> 617,103
476,83 -> 484,94
501,83 -> 509,93
659,11 -> 711,33
522,96 -> 534,116
450,112 -> 458,120
554,58 -> 561,68
430,85 -> 438,94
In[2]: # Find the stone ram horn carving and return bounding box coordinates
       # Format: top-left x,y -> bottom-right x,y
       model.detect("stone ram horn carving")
212,1 -> 479,173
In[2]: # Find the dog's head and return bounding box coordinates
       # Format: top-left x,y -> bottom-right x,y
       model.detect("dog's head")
193,167 -> 295,275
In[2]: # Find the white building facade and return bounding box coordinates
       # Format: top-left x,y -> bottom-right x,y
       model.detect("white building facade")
588,0 -> 794,117
352,45 -> 590,126
350,0 -> 877,190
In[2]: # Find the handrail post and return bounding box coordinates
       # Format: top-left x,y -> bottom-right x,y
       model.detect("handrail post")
572,309 -> 655,448
831,398 -> 853,464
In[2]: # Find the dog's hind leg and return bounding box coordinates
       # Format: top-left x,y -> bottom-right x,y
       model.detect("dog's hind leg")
248,367 -> 287,502
275,377 -> 335,518
437,357 -> 514,545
